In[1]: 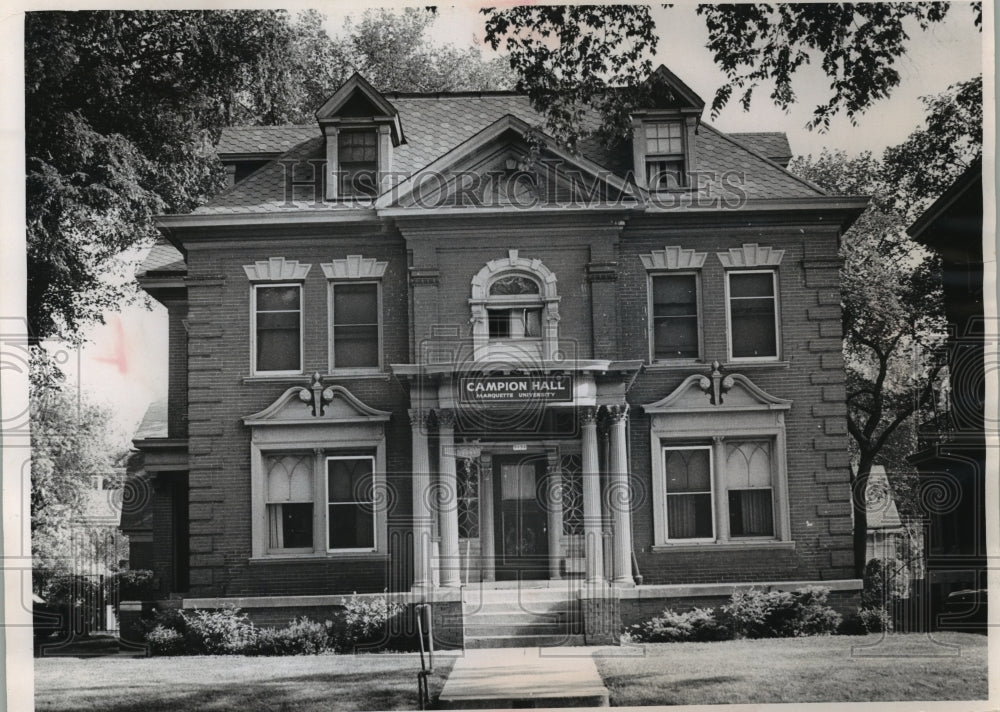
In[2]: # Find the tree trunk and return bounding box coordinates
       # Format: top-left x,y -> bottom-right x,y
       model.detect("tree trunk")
853,455 -> 876,578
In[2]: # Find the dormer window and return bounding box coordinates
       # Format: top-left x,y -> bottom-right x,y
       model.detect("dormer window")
316,73 -> 404,202
645,121 -> 686,190
338,129 -> 378,198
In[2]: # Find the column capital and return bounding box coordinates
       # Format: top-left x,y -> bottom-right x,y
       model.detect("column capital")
712,435 -> 725,445
408,408 -> 432,428
580,406 -> 599,425
436,409 -> 456,429
607,404 -> 629,423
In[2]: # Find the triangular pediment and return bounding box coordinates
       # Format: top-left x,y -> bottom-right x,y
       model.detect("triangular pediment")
315,73 -> 403,145
244,379 -> 391,426
636,64 -> 706,114
643,370 -> 791,413
378,114 -> 637,209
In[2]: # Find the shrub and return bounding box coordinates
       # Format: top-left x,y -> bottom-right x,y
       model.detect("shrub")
181,606 -> 258,655
145,625 -> 185,656
787,586 -> 843,636
113,570 -> 156,601
627,607 -> 729,643
251,618 -> 329,656
857,605 -> 891,633
721,586 -> 841,639
332,594 -> 405,652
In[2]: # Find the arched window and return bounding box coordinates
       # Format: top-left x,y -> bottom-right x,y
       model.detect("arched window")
487,274 -> 543,340
469,250 -> 561,361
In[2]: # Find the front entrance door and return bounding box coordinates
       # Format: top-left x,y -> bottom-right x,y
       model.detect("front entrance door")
494,455 -> 549,580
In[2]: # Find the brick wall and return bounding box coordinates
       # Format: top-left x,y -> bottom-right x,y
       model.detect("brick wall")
181,229 -> 412,596
619,221 -> 855,585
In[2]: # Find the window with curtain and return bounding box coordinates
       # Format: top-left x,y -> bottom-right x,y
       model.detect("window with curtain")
651,273 -> 700,359
644,121 -> 686,190
728,270 -> 778,359
331,282 -> 380,369
486,274 -> 543,340
327,456 -> 376,550
663,446 -> 713,540
725,440 -> 775,537
265,454 -> 313,551
254,285 -> 301,373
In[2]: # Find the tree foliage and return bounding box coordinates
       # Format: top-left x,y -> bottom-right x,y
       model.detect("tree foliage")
482,3 -> 979,146
30,380 -> 125,576
787,74 -> 985,571
482,4 -> 660,150
25,9 -> 513,347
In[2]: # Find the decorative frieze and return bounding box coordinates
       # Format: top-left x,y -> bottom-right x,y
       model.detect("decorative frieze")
320,255 -> 388,280
716,243 -> 784,268
243,257 -> 312,282
640,246 -> 707,271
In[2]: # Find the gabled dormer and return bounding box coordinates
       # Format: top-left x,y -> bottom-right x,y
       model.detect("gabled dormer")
316,73 -> 405,201
630,65 -> 705,191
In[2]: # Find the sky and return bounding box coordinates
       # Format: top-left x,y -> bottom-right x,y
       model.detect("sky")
50,1 -> 987,443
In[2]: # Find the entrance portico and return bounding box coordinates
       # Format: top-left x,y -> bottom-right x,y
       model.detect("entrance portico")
393,360 -> 641,592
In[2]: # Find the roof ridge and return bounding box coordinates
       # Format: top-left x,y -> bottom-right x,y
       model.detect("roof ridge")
701,123 -> 826,196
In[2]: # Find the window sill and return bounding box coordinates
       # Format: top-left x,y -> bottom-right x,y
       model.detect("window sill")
650,540 -> 795,554
721,360 -> 790,370
243,371 -> 388,384
249,552 -> 389,564
645,360 -> 707,371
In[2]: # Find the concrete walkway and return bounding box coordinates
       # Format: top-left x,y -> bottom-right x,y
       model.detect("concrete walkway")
437,647 -> 610,709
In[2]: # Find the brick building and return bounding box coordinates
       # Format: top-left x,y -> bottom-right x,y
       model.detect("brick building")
124,67 -> 867,645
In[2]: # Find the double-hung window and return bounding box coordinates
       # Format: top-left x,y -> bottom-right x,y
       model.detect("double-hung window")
339,130 -> 378,198
326,455 -> 377,551
253,284 -> 303,374
659,439 -> 778,544
644,121 -> 686,190
650,273 -> 700,360
663,446 -> 714,540
330,282 -> 380,369
727,270 -> 779,360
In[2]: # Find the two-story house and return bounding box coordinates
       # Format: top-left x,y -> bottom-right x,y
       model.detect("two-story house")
124,66 -> 868,646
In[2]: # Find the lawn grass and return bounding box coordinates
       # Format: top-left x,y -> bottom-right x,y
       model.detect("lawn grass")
593,632 -> 988,706
34,651 -> 456,712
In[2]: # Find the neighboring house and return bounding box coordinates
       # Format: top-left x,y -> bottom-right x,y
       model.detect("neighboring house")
124,66 -> 867,646
908,158 -> 986,624
864,465 -> 906,563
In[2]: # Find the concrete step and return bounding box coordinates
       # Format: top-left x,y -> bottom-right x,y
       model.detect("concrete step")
466,621 -> 582,636
463,600 -> 576,615
462,610 -> 576,626
464,633 -> 587,649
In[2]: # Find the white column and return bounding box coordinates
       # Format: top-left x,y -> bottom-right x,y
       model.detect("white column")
608,405 -> 634,585
480,455 -> 495,582
409,409 -> 433,590
437,410 -> 461,588
712,436 -> 730,543
581,408 -> 604,584
546,453 -> 563,580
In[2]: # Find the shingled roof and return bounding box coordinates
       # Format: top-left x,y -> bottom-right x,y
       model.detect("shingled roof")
192,90 -> 822,216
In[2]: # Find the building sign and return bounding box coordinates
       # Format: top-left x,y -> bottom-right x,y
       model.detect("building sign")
460,375 -> 574,403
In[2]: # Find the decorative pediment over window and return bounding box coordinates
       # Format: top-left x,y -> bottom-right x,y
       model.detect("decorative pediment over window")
320,255 -> 388,280
244,373 -> 391,426
243,257 -> 312,282
643,362 -> 791,413
640,245 -> 707,271
716,243 -> 784,268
